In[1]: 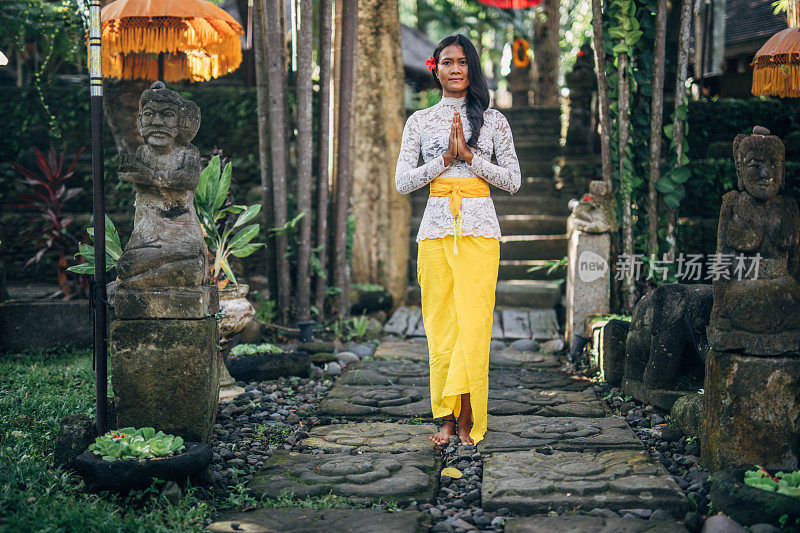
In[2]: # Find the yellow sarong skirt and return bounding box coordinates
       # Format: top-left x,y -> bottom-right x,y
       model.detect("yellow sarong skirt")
417,176 -> 499,445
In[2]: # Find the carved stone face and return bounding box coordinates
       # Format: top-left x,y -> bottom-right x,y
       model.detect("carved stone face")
140,101 -> 179,150
739,152 -> 781,200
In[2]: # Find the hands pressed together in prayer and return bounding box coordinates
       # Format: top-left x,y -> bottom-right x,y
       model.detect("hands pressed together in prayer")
442,111 -> 474,166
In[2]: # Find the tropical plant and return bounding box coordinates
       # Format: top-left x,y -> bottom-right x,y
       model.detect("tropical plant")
88,427 -> 185,462
745,466 -> 800,498
67,215 -> 122,275
230,343 -> 284,357
9,146 -> 84,298
194,155 -> 264,288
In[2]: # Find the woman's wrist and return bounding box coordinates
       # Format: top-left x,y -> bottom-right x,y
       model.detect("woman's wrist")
461,149 -> 473,164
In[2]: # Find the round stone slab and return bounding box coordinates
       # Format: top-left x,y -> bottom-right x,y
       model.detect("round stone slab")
250,450 -> 439,506
317,385 -> 431,419
489,368 -> 591,391
488,389 -> 605,418
482,449 -> 689,515
208,508 -> 429,533
504,515 -> 687,533
302,422 -> 438,453
373,340 -> 430,362
489,348 -> 562,369
339,359 -> 430,387
480,415 -> 643,453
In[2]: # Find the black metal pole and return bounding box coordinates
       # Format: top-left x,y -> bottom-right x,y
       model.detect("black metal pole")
89,0 -> 108,436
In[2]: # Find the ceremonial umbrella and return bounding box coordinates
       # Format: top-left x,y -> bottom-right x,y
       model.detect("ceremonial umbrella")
475,0 -> 542,8
752,26 -> 800,98
101,0 -> 244,82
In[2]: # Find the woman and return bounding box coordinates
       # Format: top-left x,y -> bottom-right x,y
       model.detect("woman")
394,34 -> 521,446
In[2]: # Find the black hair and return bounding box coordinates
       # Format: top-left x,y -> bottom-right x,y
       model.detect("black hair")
431,34 -> 489,148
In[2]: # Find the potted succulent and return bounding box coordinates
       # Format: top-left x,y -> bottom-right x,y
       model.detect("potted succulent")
225,342 -> 310,382
74,427 -> 211,492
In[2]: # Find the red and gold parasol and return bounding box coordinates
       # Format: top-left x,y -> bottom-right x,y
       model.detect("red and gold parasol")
101,0 -> 244,83
475,0 -> 542,7
752,27 -> 800,97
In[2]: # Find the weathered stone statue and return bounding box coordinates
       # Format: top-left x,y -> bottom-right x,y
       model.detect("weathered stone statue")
706,125 -> 800,354
115,81 -> 207,289
109,82 -> 219,444
702,126 -> 800,472
567,180 -> 620,235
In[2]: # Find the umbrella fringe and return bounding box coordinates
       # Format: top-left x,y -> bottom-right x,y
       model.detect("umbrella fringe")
753,62 -> 800,98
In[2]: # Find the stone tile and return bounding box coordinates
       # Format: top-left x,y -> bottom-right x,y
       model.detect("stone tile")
302,422 -> 437,453
505,515 -> 686,533
208,508 -> 429,533
482,449 -> 688,515
339,359 -> 429,387
489,348 -> 562,368
489,368 -> 592,391
250,450 -> 439,506
488,389 -> 605,418
317,385 -> 431,419
373,340 -> 429,362
480,415 -> 642,453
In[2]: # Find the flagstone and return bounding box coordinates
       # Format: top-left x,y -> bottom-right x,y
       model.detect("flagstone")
489,348 -> 562,368
250,450 -> 439,506
208,509 -> 429,533
504,515 -> 686,533
482,449 -> 688,515
489,368 -> 592,391
479,415 -> 642,453
301,422 -> 437,453
317,385 -> 431,419
339,359 -> 430,387
373,340 -> 429,362
488,389 -> 605,417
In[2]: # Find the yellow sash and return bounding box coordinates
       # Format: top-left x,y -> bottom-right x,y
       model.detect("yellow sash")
429,176 -> 491,254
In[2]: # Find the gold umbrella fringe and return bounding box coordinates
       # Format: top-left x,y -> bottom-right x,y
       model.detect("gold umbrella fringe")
753,57 -> 800,98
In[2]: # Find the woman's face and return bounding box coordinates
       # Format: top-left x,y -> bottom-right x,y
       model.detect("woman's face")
435,44 -> 469,97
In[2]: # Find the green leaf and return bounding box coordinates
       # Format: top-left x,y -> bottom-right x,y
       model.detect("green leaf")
197,155 -> 219,206
663,192 -> 681,208
224,204 -> 247,215
670,166 -> 691,183
229,224 -> 260,250
212,161 -> 232,211
612,42 -> 629,54
656,178 -> 675,193
664,124 -> 674,139
233,204 -> 261,229
67,263 -> 95,274
220,257 -> 237,285
230,242 -> 264,258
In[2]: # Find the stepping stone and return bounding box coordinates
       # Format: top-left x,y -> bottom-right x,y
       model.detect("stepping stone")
492,310 -> 503,339
489,348 -> 561,368
383,307 -> 412,336
489,368 -> 591,391
374,340 -> 429,362
339,359 -> 429,387
250,450 -> 439,506
529,308 -> 560,339
318,385 -> 431,419
488,389 -> 605,418
502,309 -> 532,339
480,415 -> 642,453
302,422 -> 437,453
208,509 -> 429,533
404,308 -> 425,336
504,515 -> 686,533
482,449 -> 689,515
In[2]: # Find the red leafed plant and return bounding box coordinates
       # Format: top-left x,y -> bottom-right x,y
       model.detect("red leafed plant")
10,146 -> 86,299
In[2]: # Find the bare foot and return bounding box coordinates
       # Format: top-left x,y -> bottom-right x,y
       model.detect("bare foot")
430,417 -> 456,445
457,393 -> 475,445
456,420 -> 474,445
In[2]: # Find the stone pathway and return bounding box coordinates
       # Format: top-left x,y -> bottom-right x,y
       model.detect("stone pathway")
208,337 -> 690,532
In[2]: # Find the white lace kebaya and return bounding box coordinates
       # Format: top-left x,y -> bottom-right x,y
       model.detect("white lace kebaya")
394,95 -> 522,242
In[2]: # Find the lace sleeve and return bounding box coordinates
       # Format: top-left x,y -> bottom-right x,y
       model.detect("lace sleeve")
394,112 -> 446,195
467,111 -> 521,194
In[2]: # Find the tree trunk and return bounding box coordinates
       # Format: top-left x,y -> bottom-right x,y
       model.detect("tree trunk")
314,0 -> 334,322
590,0 -> 613,188
665,0 -> 693,263
265,0 -> 292,323
351,0 -> 409,308
647,0 -> 668,258
295,0 -> 313,322
710,0 -> 726,76
333,0 -> 358,319
532,0 -> 560,107
253,0 -> 277,301
618,53 -> 636,311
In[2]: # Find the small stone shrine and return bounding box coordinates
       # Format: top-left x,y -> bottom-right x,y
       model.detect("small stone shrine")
109,82 -> 219,443
702,126 -> 800,471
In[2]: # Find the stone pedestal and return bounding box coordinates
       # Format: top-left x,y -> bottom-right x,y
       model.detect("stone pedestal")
592,319 -> 628,387
110,288 -> 220,443
566,231 -> 610,344
701,349 -> 800,472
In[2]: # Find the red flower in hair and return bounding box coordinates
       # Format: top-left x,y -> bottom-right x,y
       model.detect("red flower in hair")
582,194 -> 592,201
426,56 -> 436,71
577,50 -> 585,58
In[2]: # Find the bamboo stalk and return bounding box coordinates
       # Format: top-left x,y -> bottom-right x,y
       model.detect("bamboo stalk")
295,0 -> 313,321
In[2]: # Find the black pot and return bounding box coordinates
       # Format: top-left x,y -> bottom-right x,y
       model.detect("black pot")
711,469 -> 800,529
74,442 -> 212,492
226,350 -> 310,382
